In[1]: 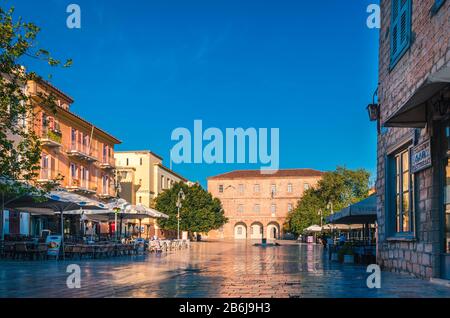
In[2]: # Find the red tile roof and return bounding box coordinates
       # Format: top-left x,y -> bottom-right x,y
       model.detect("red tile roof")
208,169 -> 324,180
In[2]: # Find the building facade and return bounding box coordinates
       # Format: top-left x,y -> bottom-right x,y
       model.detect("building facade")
28,80 -> 121,198
376,0 -> 449,279
114,151 -> 188,206
3,79 -> 121,237
114,151 -> 188,238
207,169 -> 323,240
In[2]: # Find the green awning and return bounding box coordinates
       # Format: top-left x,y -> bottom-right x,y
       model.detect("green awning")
384,63 -> 450,128
326,195 -> 377,225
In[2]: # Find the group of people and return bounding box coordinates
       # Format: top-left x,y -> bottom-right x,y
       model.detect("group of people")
319,233 -> 347,248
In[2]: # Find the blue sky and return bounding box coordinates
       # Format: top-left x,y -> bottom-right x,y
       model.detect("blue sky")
9,0 -> 379,187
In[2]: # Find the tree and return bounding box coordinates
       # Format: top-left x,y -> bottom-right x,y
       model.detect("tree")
0,5 -> 71,186
0,5 -> 71,237
155,182 -> 228,234
286,167 -> 371,235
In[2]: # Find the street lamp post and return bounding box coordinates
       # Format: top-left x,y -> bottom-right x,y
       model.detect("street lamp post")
176,188 -> 185,240
318,209 -> 323,228
114,170 -> 127,242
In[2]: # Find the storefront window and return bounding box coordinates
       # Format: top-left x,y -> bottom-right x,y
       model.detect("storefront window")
387,146 -> 415,235
445,123 -> 450,253
445,158 -> 450,253
447,126 -> 450,152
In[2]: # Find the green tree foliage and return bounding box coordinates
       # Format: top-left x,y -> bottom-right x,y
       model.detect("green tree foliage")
0,5 -> 71,198
155,182 -> 228,234
286,167 -> 371,235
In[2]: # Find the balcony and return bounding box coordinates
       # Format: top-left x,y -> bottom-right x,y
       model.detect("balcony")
67,145 -> 98,163
66,178 -> 96,194
97,183 -> 115,199
36,169 -> 61,185
99,158 -> 115,170
97,193 -> 114,199
40,129 -> 62,148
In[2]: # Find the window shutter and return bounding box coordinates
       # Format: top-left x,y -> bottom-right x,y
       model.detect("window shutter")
433,0 -> 446,14
390,0 -> 412,69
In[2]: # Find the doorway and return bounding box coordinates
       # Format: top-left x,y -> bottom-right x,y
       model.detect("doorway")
442,119 -> 450,279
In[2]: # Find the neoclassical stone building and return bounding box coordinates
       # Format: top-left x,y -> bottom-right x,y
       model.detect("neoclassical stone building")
375,0 -> 449,280
207,169 -> 323,240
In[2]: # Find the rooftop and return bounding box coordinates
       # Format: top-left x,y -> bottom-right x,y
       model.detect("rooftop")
208,169 -> 324,180
114,150 -> 163,160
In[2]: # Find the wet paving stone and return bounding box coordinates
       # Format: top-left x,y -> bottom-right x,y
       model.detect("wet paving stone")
0,241 -> 449,298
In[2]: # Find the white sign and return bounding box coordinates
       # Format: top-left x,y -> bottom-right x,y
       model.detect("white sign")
411,140 -> 432,173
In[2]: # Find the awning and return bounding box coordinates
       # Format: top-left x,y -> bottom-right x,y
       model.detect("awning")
321,224 -> 364,231
326,195 -> 377,225
5,190 -> 107,213
64,201 -> 169,220
384,63 -> 450,128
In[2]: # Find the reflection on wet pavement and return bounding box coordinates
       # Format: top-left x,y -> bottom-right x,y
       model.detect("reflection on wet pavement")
0,241 -> 449,298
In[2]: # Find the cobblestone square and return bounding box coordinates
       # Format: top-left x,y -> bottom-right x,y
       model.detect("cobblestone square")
0,242 -> 449,298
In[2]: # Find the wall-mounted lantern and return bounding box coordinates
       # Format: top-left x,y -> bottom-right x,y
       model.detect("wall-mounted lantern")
367,88 -> 379,122
367,103 -> 379,121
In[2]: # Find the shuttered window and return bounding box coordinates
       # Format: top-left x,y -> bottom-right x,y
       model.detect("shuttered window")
390,0 -> 412,69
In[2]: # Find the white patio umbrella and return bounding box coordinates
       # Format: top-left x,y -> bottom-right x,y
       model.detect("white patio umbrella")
64,200 -> 169,239
7,190 -> 107,253
68,202 -> 169,220
304,225 -> 323,233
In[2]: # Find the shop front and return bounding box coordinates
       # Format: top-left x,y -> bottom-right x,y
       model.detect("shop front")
441,119 -> 450,279
383,79 -> 450,279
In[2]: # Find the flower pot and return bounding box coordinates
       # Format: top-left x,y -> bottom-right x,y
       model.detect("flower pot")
343,254 -> 355,264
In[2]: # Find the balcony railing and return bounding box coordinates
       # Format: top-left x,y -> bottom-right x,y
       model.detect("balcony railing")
96,181 -> 115,199
37,168 -> 60,183
99,157 -> 115,169
66,178 -> 96,194
67,144 -> 98,162
40,128 -> 62,148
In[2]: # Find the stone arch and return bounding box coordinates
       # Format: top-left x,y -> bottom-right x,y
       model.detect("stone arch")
234,222 -> 247,240
266,222 -> 280,240
250,221 -> 264,240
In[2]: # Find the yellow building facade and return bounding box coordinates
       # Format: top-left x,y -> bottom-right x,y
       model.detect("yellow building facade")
114,151 -> 189,238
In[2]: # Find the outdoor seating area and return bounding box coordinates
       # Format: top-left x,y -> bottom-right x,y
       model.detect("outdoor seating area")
149,239 -> 190,253
327,240 -> 376,265
63,243 -> 136,259
0,241 -> 49,260
324,194 -> 378,265
0,189 -> 188,261
0,238 -> 190,261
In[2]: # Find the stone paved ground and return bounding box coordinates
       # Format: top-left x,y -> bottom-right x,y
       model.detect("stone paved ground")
0,241 -> 449,298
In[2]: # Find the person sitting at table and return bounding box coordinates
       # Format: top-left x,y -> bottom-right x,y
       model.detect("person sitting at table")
338,233 -> 347,245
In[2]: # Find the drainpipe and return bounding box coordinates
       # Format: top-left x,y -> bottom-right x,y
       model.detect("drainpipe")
60,208 -> 64,260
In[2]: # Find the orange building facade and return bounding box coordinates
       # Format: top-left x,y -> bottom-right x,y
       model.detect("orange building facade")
207,169 -> 323,240
28,80 -> 121,198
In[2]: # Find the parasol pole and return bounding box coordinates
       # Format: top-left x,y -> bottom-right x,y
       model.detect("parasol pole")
60,207 -> 64,260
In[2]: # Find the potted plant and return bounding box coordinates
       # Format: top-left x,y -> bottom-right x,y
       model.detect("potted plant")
338,243 -> 355,264
331,250 -> 339,262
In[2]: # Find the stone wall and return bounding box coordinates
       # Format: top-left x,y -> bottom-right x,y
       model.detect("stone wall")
377,0 -> 450,279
